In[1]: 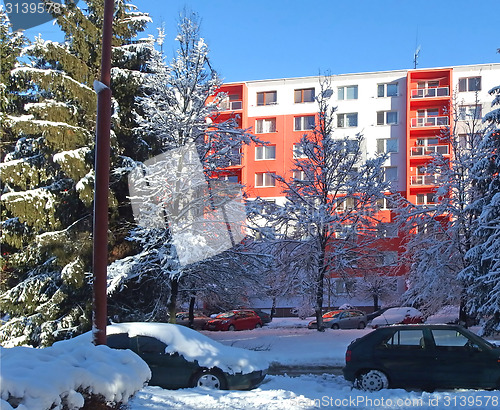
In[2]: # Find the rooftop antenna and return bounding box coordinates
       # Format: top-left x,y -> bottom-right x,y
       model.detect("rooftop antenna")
413,28 -> 420,69
413,45 -> 421,69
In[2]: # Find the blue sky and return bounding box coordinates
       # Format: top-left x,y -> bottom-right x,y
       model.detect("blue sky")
21,0 -> 499,83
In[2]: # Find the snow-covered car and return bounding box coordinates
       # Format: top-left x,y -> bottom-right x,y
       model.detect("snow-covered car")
343,324 -> 500,391
370,307 -> 423,328
205,310 -> 263,331
106,322 -> 268,390
308,310 -> 367,329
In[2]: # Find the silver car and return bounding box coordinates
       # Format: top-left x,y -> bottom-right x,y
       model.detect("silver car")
308,309 -> 368,329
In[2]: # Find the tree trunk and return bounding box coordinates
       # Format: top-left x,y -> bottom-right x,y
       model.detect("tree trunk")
188,295 -> 196,328
373,294 -> 379,312
167,278 -> 179,324
315,248 -> 326,332
271,297 -> 277,320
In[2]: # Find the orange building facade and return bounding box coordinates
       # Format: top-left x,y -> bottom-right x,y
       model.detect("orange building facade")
214,63 -> 499,310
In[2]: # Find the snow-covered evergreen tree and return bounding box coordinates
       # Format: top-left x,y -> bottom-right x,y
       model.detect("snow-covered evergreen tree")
248,75 -> 389,331
395,89 -> 489,318
461,81 -> 500,335
0,0 -> 153,346
107,11 -> 258,322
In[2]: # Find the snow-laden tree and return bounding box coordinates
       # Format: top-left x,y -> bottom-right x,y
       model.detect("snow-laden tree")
248,75 -> 389,331
0,7 -> 27,157
107,11 -> 258,322
0,0 -> 153,346
394,89 -> 489,318
461,81 -> 500,335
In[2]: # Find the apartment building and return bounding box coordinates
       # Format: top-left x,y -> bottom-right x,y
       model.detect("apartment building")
215,63 -> 500,311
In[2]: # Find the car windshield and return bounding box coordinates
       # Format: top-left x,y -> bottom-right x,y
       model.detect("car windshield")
323,311 -> 341,318
216,312 -> 235,319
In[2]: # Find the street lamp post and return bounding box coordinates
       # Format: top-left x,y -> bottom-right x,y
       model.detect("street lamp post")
92,0 -> 114,346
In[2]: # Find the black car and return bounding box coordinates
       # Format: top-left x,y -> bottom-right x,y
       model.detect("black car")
343,324 -> 500,391
106,322 -> 268,390
249,309 -> 272,324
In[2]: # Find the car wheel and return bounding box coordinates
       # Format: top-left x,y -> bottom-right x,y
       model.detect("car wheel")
357,321 -> 366,329
228,324 -> 236,331
356,370 -> 389,392
255,323 -> 262,329
192,369 -> 227,390
331,323 -> 340,330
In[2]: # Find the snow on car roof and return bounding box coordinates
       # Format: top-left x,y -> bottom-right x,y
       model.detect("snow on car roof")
107,322 -> 269,375
370,307 -> 422,325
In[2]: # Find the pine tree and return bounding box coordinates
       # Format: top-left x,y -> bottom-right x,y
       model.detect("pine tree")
395,90 -> 489,318
0,1 -> 152,346
461,82 -> 500,335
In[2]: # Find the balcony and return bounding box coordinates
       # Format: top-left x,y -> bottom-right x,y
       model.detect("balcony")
411,87 -> 449,99
410,175 -> 440,186
220,100 -> 243,111
411,116 -> 449,128
410,145 -> 449,156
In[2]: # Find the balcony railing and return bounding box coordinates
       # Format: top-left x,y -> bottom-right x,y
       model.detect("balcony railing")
410,145 -> 449,156
411,116 -> 449,128
410,175 -> 440,185
411,87 -> 449,99
220,100 -> 243,111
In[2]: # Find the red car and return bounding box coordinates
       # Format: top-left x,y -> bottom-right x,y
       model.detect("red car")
205,310 -> 263,331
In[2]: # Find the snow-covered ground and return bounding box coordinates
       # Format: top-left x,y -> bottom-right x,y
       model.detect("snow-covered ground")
2,318 -> 500,409
129,318 -> 500,409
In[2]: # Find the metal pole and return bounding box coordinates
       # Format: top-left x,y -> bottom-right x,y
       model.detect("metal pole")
92,0 -> 114,346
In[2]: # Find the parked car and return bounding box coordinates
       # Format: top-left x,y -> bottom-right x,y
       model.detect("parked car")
205,310 -> 263,331
106,322 -> 268,390
175,311 -> 210,330
366,306 -> 397,322
370,307 -> 423,328
308,309 -> 368,330
248,309 -> 272,324
343,324 -> 500,391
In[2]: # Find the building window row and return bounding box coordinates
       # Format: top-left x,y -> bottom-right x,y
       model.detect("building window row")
255,76 -> 481,108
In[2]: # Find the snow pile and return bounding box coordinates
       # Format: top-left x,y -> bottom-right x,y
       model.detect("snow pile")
106,322 -> 269,375
0,336 -> 151,409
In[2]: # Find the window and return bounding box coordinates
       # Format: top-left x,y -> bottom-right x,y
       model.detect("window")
377,196 -> 395,209
377,82 -> 398,97
338,85 -> 358,100
340,139 -> 359,155
293,144 -> 308,159
432,329 -> 475,351
458,76 -> 481,92
384,167 -> 398,182
458,105 -> 482,120
337,113 -> 358,128
292,170 -> 308,181
257,91 -> 277,106
294,115 -> 315,131
337,196 -> 357,211
255,145 -> 276,160
294,88 -> 315,103
377,111 -> 398,125
381,330 -> 425,350
376,138 -> 398,154
255,172 -> 275,187
382,250 -> 398,263
218,174 -> 239,183
255,118 -> 276,133
416,193 -> 436,205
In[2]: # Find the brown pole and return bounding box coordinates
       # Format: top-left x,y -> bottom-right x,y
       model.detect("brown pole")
92,0 -> 114,345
